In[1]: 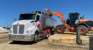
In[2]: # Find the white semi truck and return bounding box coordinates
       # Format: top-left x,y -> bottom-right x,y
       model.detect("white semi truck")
9,11 -> 56,42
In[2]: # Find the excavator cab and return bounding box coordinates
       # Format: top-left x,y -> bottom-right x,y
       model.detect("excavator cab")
67,13 -> 80,26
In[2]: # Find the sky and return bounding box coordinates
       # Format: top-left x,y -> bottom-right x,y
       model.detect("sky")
0,0 -> 93,28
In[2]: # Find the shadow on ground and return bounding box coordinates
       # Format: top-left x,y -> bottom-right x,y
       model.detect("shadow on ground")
62,32 -> 90,36
9,41 -> 35,45
9,38 -> 46,45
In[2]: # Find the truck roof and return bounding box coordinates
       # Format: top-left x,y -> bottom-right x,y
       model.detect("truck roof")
20,11 -> 45,15
20,13 -> 36,15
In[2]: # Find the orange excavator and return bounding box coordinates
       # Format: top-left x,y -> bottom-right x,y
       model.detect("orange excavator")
45,8 -> 93,35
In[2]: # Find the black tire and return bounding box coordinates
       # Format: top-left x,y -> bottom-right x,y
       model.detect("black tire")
76,25 -> 87,35
50,28 -> 55,35
55,25 -> 65,34
51,31 -> 54,35
34,32 -> 39,43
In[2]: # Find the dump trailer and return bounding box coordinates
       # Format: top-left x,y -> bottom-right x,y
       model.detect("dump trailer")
9,11 -> 56,43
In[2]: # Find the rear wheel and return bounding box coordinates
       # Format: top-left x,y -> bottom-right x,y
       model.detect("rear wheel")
76,25 -> 87,35
55,25 -> 65,34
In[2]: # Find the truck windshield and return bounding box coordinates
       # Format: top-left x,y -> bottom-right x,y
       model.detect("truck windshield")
19,14 -> 36,20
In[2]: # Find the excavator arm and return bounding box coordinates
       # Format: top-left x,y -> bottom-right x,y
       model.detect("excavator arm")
45,8 -> 68,28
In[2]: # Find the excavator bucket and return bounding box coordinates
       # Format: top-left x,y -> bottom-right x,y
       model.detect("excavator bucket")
45,8 -> 53,17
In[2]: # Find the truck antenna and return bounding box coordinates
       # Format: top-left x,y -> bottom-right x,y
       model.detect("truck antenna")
41,8 -> 42,30
41,8 -> 42,14
14,18 -> 16,22
7,22 -> 8,28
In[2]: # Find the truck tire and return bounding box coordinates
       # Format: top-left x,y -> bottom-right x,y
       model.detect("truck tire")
76,25 -> 87,35
55,25 -> 65,34
51,31 -> 54,35
34,32 -> 39,43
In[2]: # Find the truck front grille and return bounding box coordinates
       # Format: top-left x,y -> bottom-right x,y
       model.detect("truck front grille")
13,25 -> 17,34
19,25 -> 24,34
13,25 -> 24,34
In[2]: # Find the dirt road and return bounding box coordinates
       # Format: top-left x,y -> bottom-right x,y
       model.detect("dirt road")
0,40 -> 89,50
0,32 -> 89,50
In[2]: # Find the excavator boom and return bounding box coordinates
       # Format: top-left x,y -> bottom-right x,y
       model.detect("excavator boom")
45,8 -> 68,29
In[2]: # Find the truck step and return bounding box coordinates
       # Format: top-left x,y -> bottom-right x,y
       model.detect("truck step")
39,34 -> 44,36
40,36 -> 45,39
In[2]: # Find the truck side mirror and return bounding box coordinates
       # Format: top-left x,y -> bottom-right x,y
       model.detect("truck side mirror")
31,21 -> 35,23
35,15 -> 40,22
35,20 -> 37,22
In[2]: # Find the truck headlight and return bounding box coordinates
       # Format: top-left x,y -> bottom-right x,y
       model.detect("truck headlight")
9,30 -> 12,33
26,31 -> 30,33
30,30 -> 33,33
26,30 -> 33,34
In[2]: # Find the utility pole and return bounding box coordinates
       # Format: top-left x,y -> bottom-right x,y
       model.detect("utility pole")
14,18 -> 16,22
22,10 -> 24,14
7,22 -> 8,28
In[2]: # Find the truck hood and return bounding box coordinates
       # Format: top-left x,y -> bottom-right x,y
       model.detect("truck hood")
12,20 -> 36,33
13,20 -> 34,25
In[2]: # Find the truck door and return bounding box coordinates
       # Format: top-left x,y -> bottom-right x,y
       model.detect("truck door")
36,15 -> 41,30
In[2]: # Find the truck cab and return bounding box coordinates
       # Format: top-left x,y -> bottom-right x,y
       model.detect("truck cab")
9,12 -> 42,42
9,11 -> 56,42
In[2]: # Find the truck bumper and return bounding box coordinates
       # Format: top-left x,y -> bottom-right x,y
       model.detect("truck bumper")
9,34 -> 34,41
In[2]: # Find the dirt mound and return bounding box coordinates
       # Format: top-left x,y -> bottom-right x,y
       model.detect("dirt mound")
0,27 -> 9,32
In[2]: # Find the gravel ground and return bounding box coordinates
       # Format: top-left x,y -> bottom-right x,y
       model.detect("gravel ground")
0,39 -> 89,50
0,33 -> 89,50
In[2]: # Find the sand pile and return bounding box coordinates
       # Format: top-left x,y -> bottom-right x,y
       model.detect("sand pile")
0,27 -> 9,32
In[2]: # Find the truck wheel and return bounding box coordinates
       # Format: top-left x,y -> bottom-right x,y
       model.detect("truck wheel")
51,31 -> 54,35
55,25 -> 65,34
76,25 -> 87,35
34,32 -> 39,43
